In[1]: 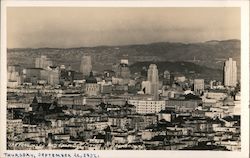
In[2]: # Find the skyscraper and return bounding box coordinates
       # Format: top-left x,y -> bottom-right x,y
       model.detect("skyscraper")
47,66 -> 60,86
224,58 -> 237,87
35,55 -> 52,69
163,70 -> 171,85
7,65 -> 22,87
147,64 -> 159,100
117,59 -> 130,79
80,55 -> 92,77
194,79 -> 204,94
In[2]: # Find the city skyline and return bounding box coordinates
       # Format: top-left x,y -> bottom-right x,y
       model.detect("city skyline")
7,7 -> 240,48
1,0 -> 249,156
6,53 -> 241,151
4,4 -> 243,153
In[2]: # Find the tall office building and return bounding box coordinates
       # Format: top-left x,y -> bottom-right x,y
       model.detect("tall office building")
7,65 -> 22,87
163,70 -> 171,85
80,55 -> 92,77
224,58 -> 237,87
35,55 -> 52,69
147,64 -> 159,100
194,79 -> 204,94
117,59 -> 130,79
47,66 -> 60,86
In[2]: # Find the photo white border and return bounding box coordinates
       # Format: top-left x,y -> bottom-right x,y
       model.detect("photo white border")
1,1 -> 249,158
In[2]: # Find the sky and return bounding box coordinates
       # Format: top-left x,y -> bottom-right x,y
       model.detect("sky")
7,7 -> 240,48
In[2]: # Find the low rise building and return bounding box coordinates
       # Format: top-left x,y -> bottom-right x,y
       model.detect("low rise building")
128,99 -> 165,114
7,119 -> 23,135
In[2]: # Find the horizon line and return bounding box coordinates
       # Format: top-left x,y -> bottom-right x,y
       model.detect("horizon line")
7,39 -> 240,50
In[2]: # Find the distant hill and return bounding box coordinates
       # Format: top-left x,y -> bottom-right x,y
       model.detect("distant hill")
7,39 -> 240,80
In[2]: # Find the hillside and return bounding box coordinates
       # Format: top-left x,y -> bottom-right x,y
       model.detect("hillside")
7,39 -> 240,80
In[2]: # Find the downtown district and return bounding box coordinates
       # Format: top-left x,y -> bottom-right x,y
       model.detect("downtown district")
7,55 -> 240,150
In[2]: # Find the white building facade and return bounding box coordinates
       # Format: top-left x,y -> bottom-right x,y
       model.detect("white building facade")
128,99 -> 165,114
224,58 -> 237,87
147,64 -> 159,100
80,56 -> 92,77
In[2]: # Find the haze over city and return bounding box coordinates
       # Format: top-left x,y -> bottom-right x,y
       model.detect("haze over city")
7,7 -> 240,48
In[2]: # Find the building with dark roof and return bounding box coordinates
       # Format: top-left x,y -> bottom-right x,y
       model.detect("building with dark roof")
85,71 -> 100,96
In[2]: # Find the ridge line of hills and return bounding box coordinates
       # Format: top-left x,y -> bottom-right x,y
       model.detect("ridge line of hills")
7,39 -> 240,50
7,39 -> 240,81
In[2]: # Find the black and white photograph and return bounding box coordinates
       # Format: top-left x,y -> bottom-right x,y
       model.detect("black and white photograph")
0,1 -> 249,158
